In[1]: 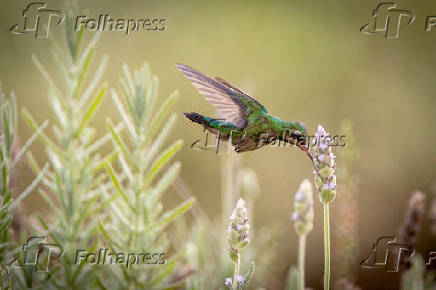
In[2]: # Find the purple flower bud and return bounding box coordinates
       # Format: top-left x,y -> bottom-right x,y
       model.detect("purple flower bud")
317,125 -> 326,137
319,142 -> 328,150
236,275 -> 244,283
328,182 -> 336,190
291,212 -> 300,220
295,191 -> 305,201
225,278 -> 233,287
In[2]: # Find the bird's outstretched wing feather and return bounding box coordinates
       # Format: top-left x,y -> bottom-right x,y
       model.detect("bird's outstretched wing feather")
214,77 -> 267,113
176,64 -> 266,129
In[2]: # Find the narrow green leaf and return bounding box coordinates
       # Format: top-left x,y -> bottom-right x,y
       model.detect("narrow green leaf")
111,90 -> 137,140
149,162 -> 181,203
32,55 -> 62,98
11,164 -> 48,209
104,162 -> 133,210
37,214 -> 49,230
11,120 -> 48,170
106,119 -> 136,170
74,47 -> 94,99
147,197 -> 195,233
85,123 -> 124,155
1,104 -> 11,156
26,152 -> 41,175
143,140 -> 183,189
146,91 -> 178,144
122,63 -> 135,94
79,55 -> 108,107
77,84 -> 107,136
141,113 -> 177,167
98,222 -> 121,249
21,109 -> 63,158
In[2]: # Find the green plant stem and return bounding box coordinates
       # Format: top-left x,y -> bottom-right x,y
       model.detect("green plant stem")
233,252 -> 240,290
323,202 -> 331,290
298,234 -> 306,290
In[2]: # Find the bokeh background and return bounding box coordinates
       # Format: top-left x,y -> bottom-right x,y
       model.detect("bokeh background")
1,0 -> 436,289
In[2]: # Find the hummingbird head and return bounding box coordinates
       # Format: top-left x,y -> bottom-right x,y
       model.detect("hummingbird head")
281,121 -> 309,150
293,121 -> 308,148
293,121 -> 316,166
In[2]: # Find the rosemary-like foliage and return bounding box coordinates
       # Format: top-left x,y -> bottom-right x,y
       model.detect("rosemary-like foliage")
0,90 -> 48,264
20,10 -> 109,288
99,62 -> 195,288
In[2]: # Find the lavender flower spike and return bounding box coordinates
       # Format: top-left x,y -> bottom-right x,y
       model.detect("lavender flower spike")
292,179 -> 314,236
227,198 -> 250,263
312,125 -> 337,203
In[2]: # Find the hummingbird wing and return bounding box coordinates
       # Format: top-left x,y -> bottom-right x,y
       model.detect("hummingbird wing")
176,64 -> 266,129
214,77 -> 267,114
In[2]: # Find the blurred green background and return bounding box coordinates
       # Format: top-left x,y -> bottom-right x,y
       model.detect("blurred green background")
1,0 -> 435,289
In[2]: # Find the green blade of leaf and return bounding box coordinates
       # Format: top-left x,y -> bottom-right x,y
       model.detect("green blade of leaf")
143,139 -> 183,190
11,164 -> 48,209
147,196 -> 195,233
76,84 -> 107,136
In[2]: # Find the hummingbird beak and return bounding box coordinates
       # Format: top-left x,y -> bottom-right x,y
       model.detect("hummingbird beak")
298,144 -> 316,168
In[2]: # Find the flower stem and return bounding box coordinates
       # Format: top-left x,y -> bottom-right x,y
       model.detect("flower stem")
233,252 -> 240,290
298,234 -> 306,290
323,202 -> 331,290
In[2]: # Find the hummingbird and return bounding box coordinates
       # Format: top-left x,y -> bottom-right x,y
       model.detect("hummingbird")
176,64 -> 312,160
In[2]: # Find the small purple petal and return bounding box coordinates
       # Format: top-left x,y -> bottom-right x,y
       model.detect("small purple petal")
295,191 -> 305,201
317,125 -> 326,137
323,183 -> 329,190
319,142 -> 328,150
225,278 -> 233,287
329,182 -> 336,189
236,225 -> 243,231
318,154 -> 325,161
236,275 -> 244,283
291,212 -> 300,220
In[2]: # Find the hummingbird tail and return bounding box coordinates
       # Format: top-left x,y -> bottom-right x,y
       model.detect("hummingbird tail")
183,112 -> 239,137
183,112 -> 209,126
